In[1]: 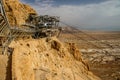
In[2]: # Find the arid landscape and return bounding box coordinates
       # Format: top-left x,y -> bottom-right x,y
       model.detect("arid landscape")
1,26 -> 120,80
59,27 -> 120,80
0,0 -> 120,80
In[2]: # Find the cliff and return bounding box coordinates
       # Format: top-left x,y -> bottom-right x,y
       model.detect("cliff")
0,0 -> 101,80
9,37 -> 101,80
3,0 -> 37,26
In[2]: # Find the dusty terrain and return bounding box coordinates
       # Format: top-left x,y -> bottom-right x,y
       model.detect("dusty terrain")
4,0 -> 36,26
0,0 -> 118,80
59,28 -> 120,80
12,37 -> 102,80
0,37 -> 101,80
0,0 -> 102,80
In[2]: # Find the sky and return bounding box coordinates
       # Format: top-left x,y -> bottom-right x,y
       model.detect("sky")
21,0 -> 120,31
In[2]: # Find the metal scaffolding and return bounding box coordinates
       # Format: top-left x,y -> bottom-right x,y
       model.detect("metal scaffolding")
0,0 -> 61,54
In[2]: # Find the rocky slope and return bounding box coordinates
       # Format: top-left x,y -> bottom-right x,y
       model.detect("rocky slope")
9,37 -> 101,80
0,0 -> 101,80
3,0 -> 36,26
0,55 -> 10,80
59,29 -> 120,80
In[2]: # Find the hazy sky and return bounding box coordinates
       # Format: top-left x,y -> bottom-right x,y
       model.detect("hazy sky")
21,0 -> 120,31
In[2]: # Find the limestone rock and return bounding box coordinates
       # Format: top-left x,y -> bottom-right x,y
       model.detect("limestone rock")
9,37 -> 101,80
3,0 -> 37,26
1,0 -> 101,80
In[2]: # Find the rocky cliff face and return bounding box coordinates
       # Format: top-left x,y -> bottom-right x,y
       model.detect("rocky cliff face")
0,0 -> 101,80
3,0 -> 36,26
9,37 -> 101,80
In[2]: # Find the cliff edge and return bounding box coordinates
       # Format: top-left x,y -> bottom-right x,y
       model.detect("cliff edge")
9,37 -> 101,80
0,0 -> 101,80
3,0 -> 36,26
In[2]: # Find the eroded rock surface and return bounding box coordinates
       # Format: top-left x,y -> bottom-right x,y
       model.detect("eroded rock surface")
3,0 -> 36,26
9,37 -> 101,80
0,0 -> 101,80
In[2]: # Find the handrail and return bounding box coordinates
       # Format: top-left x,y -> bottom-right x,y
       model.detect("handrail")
0,0 -> 10,29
